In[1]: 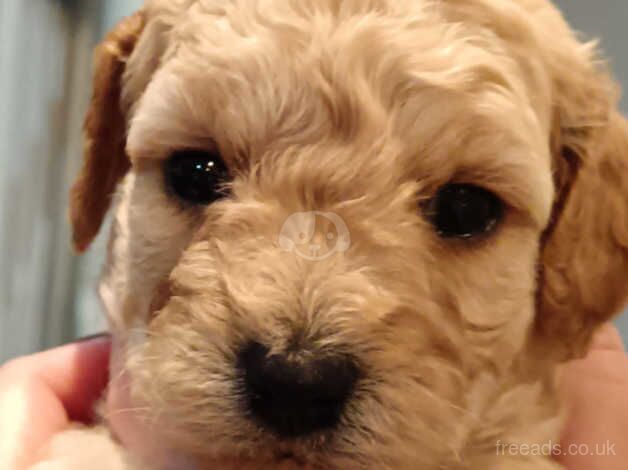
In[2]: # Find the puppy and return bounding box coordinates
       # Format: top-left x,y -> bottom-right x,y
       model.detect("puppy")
34,0 -> 628,469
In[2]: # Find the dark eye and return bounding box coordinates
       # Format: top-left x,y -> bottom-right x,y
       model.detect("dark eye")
165,149 -> 230,204
428,184 -> 503,238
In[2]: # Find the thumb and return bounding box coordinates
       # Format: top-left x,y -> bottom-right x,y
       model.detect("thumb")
557,323 -> 628,470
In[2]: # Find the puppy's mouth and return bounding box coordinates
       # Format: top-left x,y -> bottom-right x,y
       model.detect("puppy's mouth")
273,450 -> 308,466
213,452 -> 311,470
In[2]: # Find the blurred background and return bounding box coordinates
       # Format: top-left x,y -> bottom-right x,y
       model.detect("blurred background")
0,0 -> 626,361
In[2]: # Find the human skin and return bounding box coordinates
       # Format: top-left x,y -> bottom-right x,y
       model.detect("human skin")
0,336 -> 110,469
557,323 -> 628,470
0,327 -> 626,469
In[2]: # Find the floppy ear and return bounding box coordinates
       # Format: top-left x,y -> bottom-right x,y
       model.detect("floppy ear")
537,99 -> 628,358
70,12 -> 145,252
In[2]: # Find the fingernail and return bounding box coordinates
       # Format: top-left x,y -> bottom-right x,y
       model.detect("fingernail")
75,332 -> 111,343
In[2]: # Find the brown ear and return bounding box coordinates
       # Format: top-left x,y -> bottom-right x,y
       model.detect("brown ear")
70,12 -> 145,252
537,109 -> 628,359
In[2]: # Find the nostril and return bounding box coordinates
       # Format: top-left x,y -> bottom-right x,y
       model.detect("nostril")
238,341 -> 359,438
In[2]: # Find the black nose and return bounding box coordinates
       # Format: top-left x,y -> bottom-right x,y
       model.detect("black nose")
238,341 -> 359,438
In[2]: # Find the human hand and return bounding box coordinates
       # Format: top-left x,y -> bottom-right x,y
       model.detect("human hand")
0,336 -> 111,469
558,323 -> 628,470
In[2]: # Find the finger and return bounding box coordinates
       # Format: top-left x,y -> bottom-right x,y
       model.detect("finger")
34,335 -> 111,421
589,323 -> 625,352
557,324 -> 628,469
0,337 -> 111,468
0,372 -> 69,469
558,371 -> 628,470
0,336 -> 111,422
31,335 -> 112,422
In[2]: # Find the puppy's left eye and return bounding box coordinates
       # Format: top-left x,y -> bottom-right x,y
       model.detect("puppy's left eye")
165,149 -> 230,205
427,184 -> 503,238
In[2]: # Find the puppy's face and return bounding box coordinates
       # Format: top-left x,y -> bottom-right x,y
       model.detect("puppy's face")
71,1 -> 628,468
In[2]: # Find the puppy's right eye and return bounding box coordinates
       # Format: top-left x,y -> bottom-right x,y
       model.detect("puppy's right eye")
165,149 -> 230,205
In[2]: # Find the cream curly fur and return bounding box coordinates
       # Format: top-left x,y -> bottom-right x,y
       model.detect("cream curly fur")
34,0 -> 628,469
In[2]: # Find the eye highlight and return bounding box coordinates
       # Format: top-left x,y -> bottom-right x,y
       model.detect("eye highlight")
165,149 -> 230,205
427,184 -> 503,239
